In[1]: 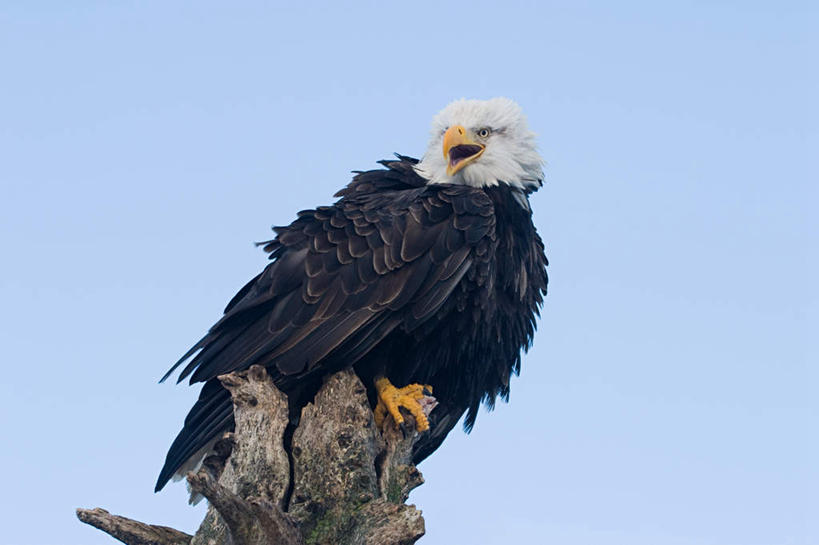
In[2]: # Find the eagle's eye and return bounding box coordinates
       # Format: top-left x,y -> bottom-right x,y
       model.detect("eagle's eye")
477,127 -> 492,138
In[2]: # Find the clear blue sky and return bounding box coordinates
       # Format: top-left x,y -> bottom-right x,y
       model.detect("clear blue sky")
1,2 -> 816,544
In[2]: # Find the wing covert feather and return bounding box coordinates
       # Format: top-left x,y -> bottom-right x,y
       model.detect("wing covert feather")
164,168 -> 495,388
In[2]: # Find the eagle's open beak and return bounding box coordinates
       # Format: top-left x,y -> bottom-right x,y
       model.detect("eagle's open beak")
443,125 -> 485,176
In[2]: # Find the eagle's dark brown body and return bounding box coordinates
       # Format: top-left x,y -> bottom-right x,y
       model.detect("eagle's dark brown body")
156,156 -> 548,491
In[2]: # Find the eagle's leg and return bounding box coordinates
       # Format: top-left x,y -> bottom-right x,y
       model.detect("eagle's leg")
373,376 -> 433,433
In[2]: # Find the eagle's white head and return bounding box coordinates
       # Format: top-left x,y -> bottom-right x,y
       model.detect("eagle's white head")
415,97 -> 543,191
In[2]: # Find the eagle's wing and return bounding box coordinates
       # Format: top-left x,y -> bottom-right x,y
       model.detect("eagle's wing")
155,169 -> 495,491
164,185 -> 494,385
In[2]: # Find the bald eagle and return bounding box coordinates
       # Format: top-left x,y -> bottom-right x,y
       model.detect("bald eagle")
156,98 -> 548,492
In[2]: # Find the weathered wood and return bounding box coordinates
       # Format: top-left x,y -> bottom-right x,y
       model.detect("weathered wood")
188,467 -> 302,545
78,365 -> 431,545
287,370 -> 425,544
191,364 -> 297,545
75,508 -> 192,545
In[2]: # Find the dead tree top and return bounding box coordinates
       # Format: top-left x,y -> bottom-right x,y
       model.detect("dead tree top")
78,366 -> 430,545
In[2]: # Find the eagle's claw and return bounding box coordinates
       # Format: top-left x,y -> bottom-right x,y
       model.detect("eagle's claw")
373,377 -> 432,433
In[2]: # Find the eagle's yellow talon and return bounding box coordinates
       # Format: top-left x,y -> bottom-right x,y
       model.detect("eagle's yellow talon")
374,377 -> 432,432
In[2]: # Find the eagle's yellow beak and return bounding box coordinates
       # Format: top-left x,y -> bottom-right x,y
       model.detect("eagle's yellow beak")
443,125 -> 485,176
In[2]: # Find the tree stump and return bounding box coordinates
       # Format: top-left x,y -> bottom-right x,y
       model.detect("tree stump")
77,366 -> 430,545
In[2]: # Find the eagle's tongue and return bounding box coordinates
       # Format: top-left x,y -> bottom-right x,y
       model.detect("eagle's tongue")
449,144 -> 483,166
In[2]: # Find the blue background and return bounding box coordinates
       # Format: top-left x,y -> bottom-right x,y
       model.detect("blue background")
1,2 -> 816,544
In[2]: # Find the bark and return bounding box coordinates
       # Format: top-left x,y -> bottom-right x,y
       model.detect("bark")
78,365 -> 430,545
